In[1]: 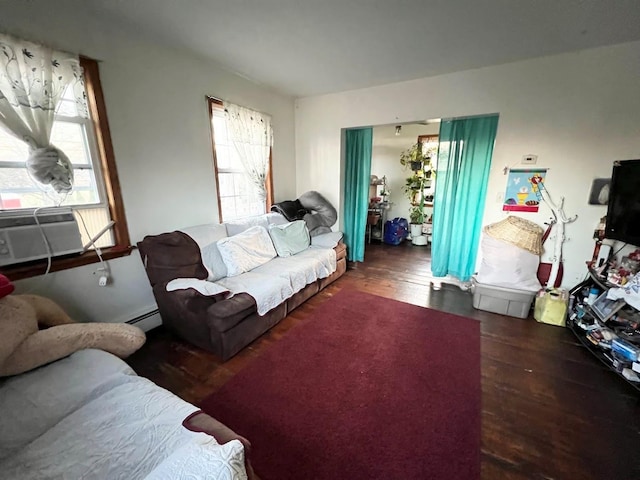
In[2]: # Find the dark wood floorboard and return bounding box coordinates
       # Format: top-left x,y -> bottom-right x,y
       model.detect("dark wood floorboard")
127,241 -> 640,480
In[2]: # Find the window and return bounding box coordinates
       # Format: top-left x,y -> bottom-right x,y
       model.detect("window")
208,98 -> 273,222
0,81 -> 112,245
418,134 -> 439,162
0,57 -> 130,279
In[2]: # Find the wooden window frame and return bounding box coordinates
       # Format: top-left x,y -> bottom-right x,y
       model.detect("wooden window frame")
417,134 -> 439,147
1,57 -> 131,281
207,97 -> 273,222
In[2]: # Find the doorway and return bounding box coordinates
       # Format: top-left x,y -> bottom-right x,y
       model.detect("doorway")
366,121 -> 440,258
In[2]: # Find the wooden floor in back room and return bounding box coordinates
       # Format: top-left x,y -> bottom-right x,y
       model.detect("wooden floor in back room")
127,241 -> 640,480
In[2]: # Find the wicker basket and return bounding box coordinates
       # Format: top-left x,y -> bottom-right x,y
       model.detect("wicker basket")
483,216 -> 543,255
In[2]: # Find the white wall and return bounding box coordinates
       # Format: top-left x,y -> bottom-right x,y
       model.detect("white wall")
371,123 -> 439,221
295,41 -> 640,288
1,2 -> 296,323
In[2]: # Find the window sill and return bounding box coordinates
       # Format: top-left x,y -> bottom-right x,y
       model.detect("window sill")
1,245 -> 133,281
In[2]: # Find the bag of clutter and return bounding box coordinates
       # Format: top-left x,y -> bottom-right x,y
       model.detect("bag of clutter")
476,216 -> 543,292
383,218 -> 408,245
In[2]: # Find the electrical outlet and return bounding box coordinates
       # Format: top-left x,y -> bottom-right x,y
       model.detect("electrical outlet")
522,154 -> 538,165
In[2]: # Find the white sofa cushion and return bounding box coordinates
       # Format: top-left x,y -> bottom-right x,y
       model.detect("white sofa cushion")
225,215 -> 269,237
217,272 -> 294,315
268,220 -> 310,257
265,212 -> 288,226
217,247 -> 337,316
225,213 -> 289,237
251,247 -> 337,294
0,349 -> 136,460
217,226 -> 277,277
180,224 -> 229,281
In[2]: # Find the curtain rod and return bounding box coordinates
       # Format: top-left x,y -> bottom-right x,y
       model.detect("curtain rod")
205,95 -> 272,118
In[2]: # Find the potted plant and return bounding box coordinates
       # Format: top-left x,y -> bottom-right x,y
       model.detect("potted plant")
409,205 -> 425,225
400,142 -> 428,172
409,204 -> 427,245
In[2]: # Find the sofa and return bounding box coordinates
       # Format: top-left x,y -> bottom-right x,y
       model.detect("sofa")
0,348 -> 253,479
138,212 -> 347,360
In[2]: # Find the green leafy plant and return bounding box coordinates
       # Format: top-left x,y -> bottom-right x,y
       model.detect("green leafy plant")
400,142 -> 427,170
409,205 -> 425,224
403,171 -> 433,205
400,141 -> 438,169
400,141 -> 437,224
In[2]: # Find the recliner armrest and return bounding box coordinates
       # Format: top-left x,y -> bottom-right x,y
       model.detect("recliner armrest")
206,294 -> 257,332
154,282 -> 256,335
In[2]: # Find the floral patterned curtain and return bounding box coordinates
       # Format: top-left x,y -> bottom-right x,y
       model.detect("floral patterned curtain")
224,102 -> 273,202
0,33 -> 87,195
0,33 -> 87,148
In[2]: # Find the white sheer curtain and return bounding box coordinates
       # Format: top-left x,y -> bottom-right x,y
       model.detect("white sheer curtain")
0,33 -> 87,197
224,102 -> 273,202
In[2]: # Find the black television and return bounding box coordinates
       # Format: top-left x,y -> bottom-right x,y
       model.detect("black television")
606,159 -> 640,247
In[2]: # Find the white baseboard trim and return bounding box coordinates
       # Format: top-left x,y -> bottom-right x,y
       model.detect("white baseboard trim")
126,309 -> 162,332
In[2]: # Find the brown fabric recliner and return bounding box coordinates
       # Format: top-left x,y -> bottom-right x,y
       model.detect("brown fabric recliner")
138,231 -> 347,361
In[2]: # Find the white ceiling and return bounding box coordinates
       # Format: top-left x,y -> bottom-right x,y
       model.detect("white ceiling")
78,0 -> 640,97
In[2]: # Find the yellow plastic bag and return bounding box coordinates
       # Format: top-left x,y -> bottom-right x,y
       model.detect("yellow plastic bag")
534,289 -> 568,327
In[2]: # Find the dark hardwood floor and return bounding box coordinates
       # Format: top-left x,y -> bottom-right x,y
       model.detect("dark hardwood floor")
127,242 -> 640,480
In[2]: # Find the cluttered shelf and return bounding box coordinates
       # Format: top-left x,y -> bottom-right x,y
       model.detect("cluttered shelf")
567,314 -> 640,392
567,257 -> 640,391
586,266 -> 614,291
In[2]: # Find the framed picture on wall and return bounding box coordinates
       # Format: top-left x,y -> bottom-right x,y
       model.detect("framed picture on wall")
502,168 -> 547,213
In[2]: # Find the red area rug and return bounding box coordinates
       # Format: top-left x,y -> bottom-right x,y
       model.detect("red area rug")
200,289 -> 480,480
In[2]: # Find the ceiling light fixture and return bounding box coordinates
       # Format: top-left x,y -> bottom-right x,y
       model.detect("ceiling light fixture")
395,125 -> 402,136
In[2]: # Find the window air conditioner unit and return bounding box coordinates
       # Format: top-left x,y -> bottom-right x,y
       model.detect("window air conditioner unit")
0,208 -> 83,267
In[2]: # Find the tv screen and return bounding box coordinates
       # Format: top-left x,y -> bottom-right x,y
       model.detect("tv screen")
606,159 -> 640,247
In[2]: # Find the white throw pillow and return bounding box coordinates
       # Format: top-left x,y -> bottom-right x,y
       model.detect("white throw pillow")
268,220 -> 310,257
217,226 -> 277,277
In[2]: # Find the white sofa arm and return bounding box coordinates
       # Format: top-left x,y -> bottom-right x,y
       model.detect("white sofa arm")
311,231 -> 344,248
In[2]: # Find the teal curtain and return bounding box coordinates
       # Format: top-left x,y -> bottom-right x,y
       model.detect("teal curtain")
343,128 -> 373,262
431,115 -> 499,281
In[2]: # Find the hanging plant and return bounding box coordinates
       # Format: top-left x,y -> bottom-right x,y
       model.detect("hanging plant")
400,142 -> 428,171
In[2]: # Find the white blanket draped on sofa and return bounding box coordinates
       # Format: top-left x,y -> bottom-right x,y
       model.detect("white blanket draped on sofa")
0,349 -> 247,480
217,246 -> 337,315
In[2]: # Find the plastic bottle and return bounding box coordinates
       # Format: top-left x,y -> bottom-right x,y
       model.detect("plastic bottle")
587,287 -> 599,305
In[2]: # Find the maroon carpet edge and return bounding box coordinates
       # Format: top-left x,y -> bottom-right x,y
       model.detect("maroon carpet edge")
201,289 -> 481,480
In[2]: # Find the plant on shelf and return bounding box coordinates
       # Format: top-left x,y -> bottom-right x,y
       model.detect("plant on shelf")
400,140 -> 438,171
400,141 -> 436,241
404,173 -> 422,205
400,142 -> 428,171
